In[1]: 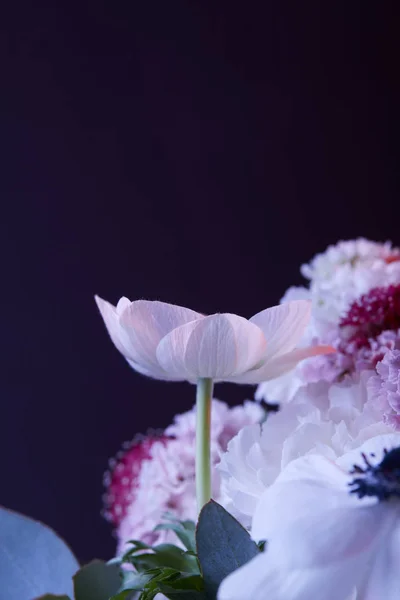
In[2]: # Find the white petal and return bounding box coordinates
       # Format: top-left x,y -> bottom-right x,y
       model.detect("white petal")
249,300 -> 311,359
156,313 -> 266,380
337,433 -> 400,472
119,300 -> 203,378
358,514 -> 400,600
230,345 -> 334,384
95,296 -> 178,379
229,453 -> 396,600
252,454 -> 351,542
95,295 -> 136,358
116,296 -> 131,314
255,370 -> 303,404
125,357 -> 181,381
218,551 -> 356,600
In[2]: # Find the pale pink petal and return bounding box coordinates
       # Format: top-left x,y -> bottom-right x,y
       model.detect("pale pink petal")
229,344 -> 334,384
119,300 -> 203,375
156,314 -> 267,380
249,300 -> 312,359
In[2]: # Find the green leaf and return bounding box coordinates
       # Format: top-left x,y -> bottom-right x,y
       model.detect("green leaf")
125,543 -> 199,574
109,592 -> 137,600
154,519 -> 196,553
0,505 -> 79,600
196,500 -> 260,599
158,574 -> 207,599
73,559 -> 121,600
119,570 -> 155,591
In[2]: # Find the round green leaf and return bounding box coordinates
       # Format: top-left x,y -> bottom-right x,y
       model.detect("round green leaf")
73,560 -> 121,600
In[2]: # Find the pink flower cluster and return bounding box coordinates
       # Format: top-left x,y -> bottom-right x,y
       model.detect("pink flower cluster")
259,238 -> 400,430
103,399 -> 263,554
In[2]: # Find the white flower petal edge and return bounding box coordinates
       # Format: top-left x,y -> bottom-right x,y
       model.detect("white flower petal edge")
218,434 -> 400,600
236,345 -> 335,383
95,296 -> 332,382
250,301 -> 312,359
120,300 -> 203,376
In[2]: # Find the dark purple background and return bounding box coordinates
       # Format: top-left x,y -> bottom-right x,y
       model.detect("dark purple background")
1,3 -> 398,561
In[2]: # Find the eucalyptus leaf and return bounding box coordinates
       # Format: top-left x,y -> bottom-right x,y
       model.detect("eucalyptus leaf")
0,505 -> 79,600
73,559 -> 121,600
196,500 -> 260,599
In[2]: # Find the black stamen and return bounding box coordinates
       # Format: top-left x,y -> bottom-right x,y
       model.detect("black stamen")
259,400 -> 280,414
348,446 -> 400,501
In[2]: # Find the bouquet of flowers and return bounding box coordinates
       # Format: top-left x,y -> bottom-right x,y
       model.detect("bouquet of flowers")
3,237 -> 400,600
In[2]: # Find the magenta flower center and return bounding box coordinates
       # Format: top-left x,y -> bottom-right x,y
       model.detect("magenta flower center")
339,284 -> 400,349
103,434 -> 166,526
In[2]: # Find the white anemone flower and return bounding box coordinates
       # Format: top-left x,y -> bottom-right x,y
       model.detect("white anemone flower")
95,297 -> 333,383
218,433 -> 400,600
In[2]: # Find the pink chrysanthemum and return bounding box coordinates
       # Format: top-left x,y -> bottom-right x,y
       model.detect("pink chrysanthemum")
297,285 -> 400,386
369,349 -> 400,430
337,284 -> 400,371
339,284 -> 400,349
103,434 -> 167,527
103,399 -> 264,554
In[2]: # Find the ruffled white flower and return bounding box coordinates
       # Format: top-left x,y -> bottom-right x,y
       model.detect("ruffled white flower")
218,433 -> 400,600
300,239 -> 400,336
219,372 -> 392,527
300,238 -> 398,282
95,297 -> 332,383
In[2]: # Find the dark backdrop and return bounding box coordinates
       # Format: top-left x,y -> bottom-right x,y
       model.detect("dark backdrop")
0,2 -> 398,561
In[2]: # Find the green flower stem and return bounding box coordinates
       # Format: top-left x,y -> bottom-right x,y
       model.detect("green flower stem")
196,377 -> 214,511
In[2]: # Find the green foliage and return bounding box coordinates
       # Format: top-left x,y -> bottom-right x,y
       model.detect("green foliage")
123,542 -> 199,574
153,517 -> 197,554
116,502 -> 261,600
73,560 -> 121,600
33,503 -> 261,600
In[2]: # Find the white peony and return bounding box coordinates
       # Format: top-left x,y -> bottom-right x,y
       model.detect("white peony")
219,372 -> 392,528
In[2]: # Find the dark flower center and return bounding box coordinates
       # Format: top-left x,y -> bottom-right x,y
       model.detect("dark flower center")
349,447 -> 400,501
